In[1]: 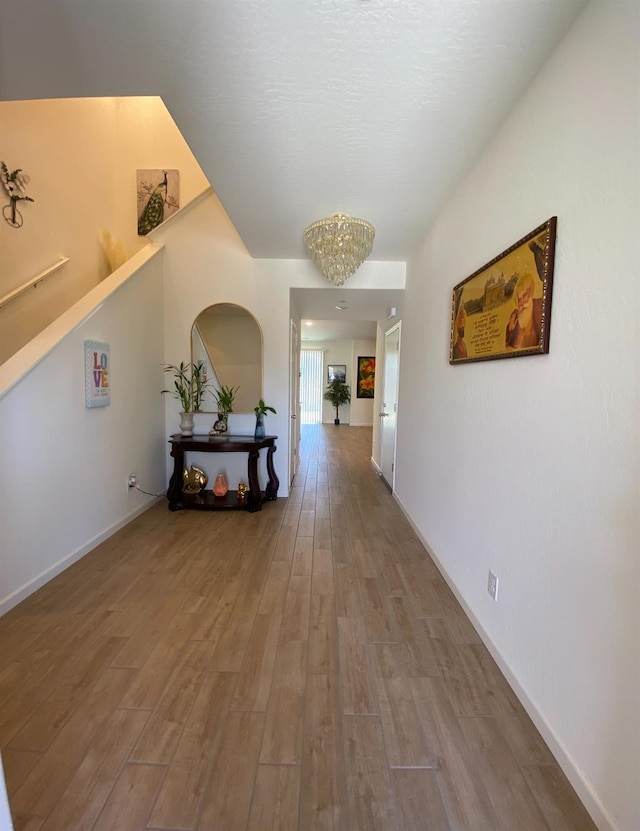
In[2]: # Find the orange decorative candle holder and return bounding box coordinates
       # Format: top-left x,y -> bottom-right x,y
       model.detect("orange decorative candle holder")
212,473 -> 229,497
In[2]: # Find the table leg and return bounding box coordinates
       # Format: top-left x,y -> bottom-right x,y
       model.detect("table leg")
265,445 -> 279,500
247,448 -> 262,512
167,446 -> 184,510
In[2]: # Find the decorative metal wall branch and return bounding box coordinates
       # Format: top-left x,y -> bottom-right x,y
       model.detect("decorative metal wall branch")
1,161 -> 35,228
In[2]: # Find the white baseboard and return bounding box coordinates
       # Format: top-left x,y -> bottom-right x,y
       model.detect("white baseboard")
0,498 -> 161,617
370,457 -> 382,474
392,490 -> 617,831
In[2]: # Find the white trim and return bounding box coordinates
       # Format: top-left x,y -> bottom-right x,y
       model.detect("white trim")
0,498 -> 162,617
0,256 -> 69,310
370,456 -> 382,474
147,187 -> 214,239
392,490 -> 618,831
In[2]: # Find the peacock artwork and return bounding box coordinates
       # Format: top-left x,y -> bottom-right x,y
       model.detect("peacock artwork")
136,169 -> 179,235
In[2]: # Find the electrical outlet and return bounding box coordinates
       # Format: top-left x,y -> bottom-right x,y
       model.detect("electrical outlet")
128,474 -> 137,489
487,570 -> 499,601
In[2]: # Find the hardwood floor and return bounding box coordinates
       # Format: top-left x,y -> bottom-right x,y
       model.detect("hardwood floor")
0,424 -> 597,830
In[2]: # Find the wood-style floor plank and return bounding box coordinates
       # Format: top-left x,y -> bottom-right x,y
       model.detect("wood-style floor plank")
246,764 -> 301,831
196,710 -> 265,831
520,763 -> 599,831
0,749 -> 40,798
38,708 -> 150,831
92,763 -> 166,831
410,675 -> 499,830
370,646 -> 433,769
299,673 -> 347,831
7,635 -> 127,753
458,715 -> 552,831
148,670 -> 237,830
343,715 -> 400,831
129,639 -> 214,764
259,639 -> 307,765
308,594 -> 339,675
0,424 -> 596,831
231,613 -> 282,712
337,615 -> 378,715
9,667 -> 138,820
392,768 -> 451,831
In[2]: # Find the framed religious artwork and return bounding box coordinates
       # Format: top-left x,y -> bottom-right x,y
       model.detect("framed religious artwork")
450,217 -> 557,364
356,356 -> 375,398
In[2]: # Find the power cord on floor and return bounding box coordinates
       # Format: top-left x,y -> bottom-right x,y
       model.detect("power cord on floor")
132,483 -> 166,498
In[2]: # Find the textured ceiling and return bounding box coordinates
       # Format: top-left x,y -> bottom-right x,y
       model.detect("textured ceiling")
0,0 -> 586,262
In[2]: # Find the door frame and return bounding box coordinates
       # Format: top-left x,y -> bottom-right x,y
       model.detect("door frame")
380,321 -> 401,491
289,319 -> 301,485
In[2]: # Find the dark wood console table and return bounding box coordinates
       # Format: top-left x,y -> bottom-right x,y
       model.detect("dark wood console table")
167,434 -> 279,513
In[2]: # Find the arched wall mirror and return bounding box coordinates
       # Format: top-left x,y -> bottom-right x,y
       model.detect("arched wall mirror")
191,303 -> 263,413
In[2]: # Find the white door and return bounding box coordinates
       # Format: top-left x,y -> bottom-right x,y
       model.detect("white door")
289,320 -> 301,485
380,323 -> 401,489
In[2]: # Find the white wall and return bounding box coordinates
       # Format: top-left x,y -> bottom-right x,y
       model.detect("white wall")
0,97 -> 209,364
112,97 -> 210,259
395,4 -> 639,830
0,248 -> 167,614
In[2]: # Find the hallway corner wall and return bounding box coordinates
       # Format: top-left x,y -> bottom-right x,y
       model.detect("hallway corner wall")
0,248 -> 167,615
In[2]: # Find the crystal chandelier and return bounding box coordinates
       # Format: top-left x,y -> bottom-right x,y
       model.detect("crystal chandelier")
303,213 -> 375,287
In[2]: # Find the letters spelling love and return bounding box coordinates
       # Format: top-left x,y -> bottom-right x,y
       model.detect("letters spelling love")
93,351 -> 109,388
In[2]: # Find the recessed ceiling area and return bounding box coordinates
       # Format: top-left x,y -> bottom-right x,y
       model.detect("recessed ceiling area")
293,287 -> 402,341
300,320 -> 378,342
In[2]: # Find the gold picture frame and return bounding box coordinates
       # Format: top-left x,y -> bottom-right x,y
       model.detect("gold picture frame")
450,217 -> 557,364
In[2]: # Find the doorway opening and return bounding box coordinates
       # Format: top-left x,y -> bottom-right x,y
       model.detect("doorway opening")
300,349 -> 323,424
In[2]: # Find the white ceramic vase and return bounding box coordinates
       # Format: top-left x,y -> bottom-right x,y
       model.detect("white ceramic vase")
179,411 -> 194,437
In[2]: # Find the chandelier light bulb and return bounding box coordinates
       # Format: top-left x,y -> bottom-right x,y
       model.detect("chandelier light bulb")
303,213 -> 375,286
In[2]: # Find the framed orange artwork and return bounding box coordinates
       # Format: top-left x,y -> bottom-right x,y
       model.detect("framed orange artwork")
356,356 -> 375,398
450,217 -> 557,364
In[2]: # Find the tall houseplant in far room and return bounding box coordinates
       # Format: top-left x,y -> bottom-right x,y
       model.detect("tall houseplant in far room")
324,378 -> 351,425
162,361 -> 209,436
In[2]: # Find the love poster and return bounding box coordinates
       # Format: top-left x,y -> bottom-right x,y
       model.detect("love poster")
84,341 -> 110,408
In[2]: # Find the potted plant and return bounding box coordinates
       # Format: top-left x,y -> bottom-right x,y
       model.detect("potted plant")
323,378 -> 351,425
211,384 -> 239,434
163,361 -> 210,435
253,399 -> 276,439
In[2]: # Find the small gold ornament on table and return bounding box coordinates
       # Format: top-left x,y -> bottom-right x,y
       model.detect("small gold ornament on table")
237,482 -> 248,503
182,465 -> 208,494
